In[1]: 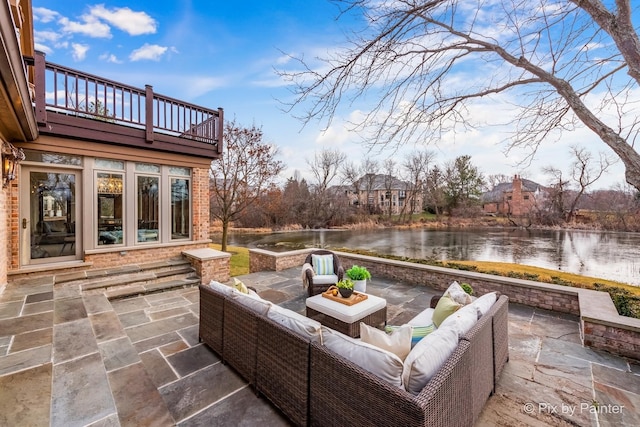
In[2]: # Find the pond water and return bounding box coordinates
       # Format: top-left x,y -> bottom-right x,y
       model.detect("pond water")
215,228 -> 640,286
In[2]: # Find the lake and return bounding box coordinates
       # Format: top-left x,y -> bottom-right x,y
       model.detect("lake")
215,228 -> 640,286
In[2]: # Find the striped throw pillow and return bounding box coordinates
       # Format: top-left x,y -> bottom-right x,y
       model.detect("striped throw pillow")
311,254 -> 335,275
385,324 -> 435,348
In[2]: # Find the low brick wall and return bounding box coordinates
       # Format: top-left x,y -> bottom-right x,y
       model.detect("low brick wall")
182,248 -> 231,284
249,247 -> 640,360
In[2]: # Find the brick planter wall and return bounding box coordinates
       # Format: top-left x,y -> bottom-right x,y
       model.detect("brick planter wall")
249,247 -> 640,360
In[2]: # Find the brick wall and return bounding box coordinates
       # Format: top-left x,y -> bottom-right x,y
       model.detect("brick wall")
191,167 -> 210,242
249,247 -> 640,360
0,182 -> 8,292
84,242 -> 210,269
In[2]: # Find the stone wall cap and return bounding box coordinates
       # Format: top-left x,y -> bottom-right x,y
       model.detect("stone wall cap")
183,248 -> 231,260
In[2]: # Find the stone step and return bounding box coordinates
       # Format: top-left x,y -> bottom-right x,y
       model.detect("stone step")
52,257 -> 201,300
104,277 -> 201,300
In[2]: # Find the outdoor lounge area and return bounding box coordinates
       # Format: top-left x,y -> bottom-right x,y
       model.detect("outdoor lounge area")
0,263 -> 639,426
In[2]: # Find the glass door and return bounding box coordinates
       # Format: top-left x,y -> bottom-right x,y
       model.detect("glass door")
21,168 -> 80,264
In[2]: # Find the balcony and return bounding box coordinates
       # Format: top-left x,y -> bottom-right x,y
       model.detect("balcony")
32,51 -> 222,159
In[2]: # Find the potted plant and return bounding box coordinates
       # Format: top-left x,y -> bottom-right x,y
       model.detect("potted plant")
346,265 -> 371,293
461,282 -> 474,296
336,278 -> 355,298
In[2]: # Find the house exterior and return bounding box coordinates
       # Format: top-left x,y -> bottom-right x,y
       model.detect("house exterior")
1,0 -> 222,289
481,175 -> 543,216
335,173 -> 423,215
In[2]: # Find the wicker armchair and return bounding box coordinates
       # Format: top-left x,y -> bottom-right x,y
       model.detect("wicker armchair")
303,250 -> 344,296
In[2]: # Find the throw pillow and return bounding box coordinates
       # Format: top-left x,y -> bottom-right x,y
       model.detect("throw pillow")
402,326 -> 459,395
385,324 -> 435,348
233,278 -> 249,294
471,292 -> 498,318
432,295 -> 461,328
311,254 -> 335,275
209,280 -> 235,296
268,304 -> 323,343
445,281 -> 473,305
361,323 -> 412,360
438,303 -> 478,336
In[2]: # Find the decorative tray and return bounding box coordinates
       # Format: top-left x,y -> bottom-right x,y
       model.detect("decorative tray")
321,286 -> 368,306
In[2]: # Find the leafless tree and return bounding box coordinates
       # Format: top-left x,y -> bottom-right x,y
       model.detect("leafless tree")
210,120 -> 284,250
566,146 -> 615,220
399,149 -> 435,221
279,0 -> 640,191
382,159 -> 397,217
308,148 -> 347,191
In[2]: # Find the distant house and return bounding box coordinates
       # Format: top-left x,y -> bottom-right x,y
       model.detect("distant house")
482,175 -> 544,216
334,173 -> 423,215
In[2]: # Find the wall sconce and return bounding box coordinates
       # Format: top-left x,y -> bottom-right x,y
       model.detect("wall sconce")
2,142 -> 26,188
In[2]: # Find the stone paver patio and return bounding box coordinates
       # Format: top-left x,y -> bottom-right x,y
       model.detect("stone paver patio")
0,267 -> 638,426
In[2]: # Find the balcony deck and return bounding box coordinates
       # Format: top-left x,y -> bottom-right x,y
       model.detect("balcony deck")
0,267 -> 638,426
31,51 -> 222,160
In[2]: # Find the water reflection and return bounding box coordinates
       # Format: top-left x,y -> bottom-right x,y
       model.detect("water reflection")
217,228 -> 640,286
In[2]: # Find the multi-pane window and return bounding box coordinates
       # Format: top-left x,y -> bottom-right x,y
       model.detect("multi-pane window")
137,175 -> 160,243
97,172 -> 124,245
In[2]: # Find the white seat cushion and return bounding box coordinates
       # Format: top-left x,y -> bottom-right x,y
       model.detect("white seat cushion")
407,308 -> 434,327
306,293 -> 387,323
322,326 -> 404,387
312,274 -> 339,285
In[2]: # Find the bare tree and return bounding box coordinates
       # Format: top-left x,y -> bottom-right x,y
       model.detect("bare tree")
306,148 -> 348,227
382,159 -> 396,217
399,149 -> 435,221
565,146 -> 615,220
280,0 -> 640,191
210,120 -> 284,251
307,148 -> 347,192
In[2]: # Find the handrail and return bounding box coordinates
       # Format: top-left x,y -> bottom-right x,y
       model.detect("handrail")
34,51 -> 222,149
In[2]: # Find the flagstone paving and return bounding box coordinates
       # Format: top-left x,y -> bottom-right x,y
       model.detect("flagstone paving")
0,267 -> 638,426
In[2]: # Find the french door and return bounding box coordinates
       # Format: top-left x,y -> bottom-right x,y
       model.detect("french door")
20,167 -> 81,265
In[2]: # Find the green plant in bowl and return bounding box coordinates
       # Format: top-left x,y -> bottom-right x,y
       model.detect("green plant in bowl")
336,279 -> 354,290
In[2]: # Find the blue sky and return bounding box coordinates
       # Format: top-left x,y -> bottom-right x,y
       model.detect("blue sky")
31,1 -> 627,189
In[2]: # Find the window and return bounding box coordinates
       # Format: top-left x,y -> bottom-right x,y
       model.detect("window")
89,159 -> 192,249
524,195 -> 530,200
137,175 -> 159,243
97,172 -> 124,245
171,177 -> 190,239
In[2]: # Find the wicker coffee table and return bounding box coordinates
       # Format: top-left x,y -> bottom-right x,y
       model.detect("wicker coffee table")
305,292 -> 387,337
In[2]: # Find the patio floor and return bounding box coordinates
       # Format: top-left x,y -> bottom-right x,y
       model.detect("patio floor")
0,267 -> 639,426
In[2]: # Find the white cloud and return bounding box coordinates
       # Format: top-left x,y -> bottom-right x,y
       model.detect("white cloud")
34,43 -> 53,55
35,30 -> 62,43
89,5 -> 157,36
59,15 -> 111,38
99,53 -> 123,64
33,7 -> 59,23
71,43 -> 89,61
129,44 -> 168,61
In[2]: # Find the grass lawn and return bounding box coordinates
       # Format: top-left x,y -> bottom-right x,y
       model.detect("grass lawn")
210,244 -> 250,276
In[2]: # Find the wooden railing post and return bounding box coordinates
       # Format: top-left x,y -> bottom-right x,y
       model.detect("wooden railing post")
34,51 -> 47,125
217,107 -> 224,154
145,84 -> 154,143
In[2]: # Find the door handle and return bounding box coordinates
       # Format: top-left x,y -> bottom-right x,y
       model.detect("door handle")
22,218 -> 27,229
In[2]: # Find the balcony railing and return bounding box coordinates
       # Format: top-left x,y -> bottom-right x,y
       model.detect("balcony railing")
33,51 -> 222,158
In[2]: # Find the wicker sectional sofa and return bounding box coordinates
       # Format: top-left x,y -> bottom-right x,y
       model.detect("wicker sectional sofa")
199,282 -> 509,427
